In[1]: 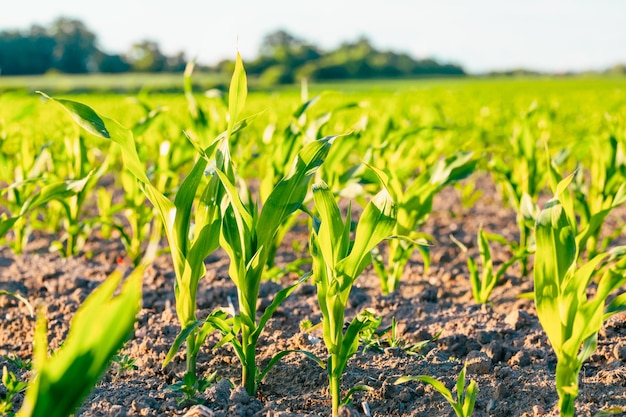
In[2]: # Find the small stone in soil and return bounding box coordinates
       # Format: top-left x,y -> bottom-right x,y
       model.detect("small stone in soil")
509,350 -> 531,367
482,340 -> 504,362
206,379 -> 232,407
465,350 -> 492,374
229,387 -> 250,405
613,343 -> 626,361
338,405 -> 361,416
504,309 -> 533,330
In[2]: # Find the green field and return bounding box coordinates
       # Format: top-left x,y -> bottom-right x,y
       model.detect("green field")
2,70 -> 626,416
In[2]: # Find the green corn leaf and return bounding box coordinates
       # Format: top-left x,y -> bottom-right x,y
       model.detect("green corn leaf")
19,267 -> 142,417
456,363 -> 467,405
0,290 -> 34,317
40,94 -> 148,184
312,181 -> 348,268
32,310 -> 48,380
258,349 -> 325,383
257,136 -> 336,251
534,194 -> 577,349
228,53 -> 247,138
394,375 -> 454,403
173,157 -> 209,257
462,380 -> 478,417
41,94 -> 180,269
254,273 -> 311,341
605,292 -> 626,319
338,188 -> 397,282
467,257 -> 481,302
340,385 -> 374,406
0,216 -> 20,240
163,320 -> 203,368
15,174 -> 92,217
194,309 -> 233,355
338,312 -> 381,375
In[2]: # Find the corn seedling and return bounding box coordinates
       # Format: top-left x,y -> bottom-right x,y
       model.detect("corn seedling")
17,267 -> 142,417
1,355 -> 31,372
309,180 -> 396,417
394,363 -> 478,417
368,151 -> 475,294
0,290 -> 34,317
534,175 -> 626,416
0,174 -> 93,250
110,353 -> 138,382
490,106 -> 548,275
48,133 -> 109,256
168,371 -> 218,406
164,55 -> 335,397
360,317 -> 441,355
0,139 -> 52,253
196,136 -> 336,397
570,133 -> 626,259
166,136 -> 335,396
40,91 -> 227,387
451,227 -> 526,304
1,366 -> 28,415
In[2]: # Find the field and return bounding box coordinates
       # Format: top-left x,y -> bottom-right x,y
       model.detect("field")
1,66 -> 626,417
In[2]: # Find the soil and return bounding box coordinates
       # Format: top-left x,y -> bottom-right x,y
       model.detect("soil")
2,175 -> 626,417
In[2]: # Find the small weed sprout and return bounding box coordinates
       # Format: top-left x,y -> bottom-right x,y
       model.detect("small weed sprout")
395,363 -> 478,417
1,366 -> 28,415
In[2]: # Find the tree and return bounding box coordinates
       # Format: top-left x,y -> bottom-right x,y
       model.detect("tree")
93,51 -> 131,73
48,17 -> 98,73
125,40 -> 167,72
0,26 -> 55,75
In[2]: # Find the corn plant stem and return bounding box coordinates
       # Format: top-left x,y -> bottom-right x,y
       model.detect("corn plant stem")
66,230 -> 77,256
185,335 -> 196,379
586,235 -> 599,259
560,393 -> 575,417
13,218 -> 26,254
557,360 -> 578,417
241,325 -> 257,396
326,306 -> 345,417
382,241 -> 411,295
329,352 -> 341,417
516,213 -> 529,277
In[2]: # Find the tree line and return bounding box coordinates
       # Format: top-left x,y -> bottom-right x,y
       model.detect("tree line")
219,30 -> 465,83
0,18 -> 466,82
0,17 -> 187,76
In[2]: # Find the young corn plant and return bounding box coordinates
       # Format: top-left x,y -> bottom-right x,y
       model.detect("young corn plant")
162,55 -> 336,397
394,363 -> 478,417
1,366 -> 28,415
534,175 -> 626,417
0,175 -> 93,248
192,135 -> 336,397
39,88 -> 229,386
368,151 -> 476,294
570,133 -> 626,259
451,227 -> 527,304
47,133 -> 109,256
17,267 -> 143,417
490,107 -> 548,275
259,92 -> 358,274
107,100 -> 170,264
0,139 -> 50,253
309,180 -> 397,417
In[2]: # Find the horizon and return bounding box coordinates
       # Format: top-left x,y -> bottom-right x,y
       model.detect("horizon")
1,0 -> 625,74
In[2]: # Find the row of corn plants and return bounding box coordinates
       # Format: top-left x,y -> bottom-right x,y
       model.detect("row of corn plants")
1,59 -> 626,417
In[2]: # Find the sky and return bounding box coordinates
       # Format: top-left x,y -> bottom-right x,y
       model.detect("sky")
1,0 -> 625,74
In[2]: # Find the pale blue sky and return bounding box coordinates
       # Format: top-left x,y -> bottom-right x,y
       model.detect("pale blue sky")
1,0 -> 625,73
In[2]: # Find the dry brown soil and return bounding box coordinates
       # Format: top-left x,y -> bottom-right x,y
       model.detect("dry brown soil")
2,177 -> 626,417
